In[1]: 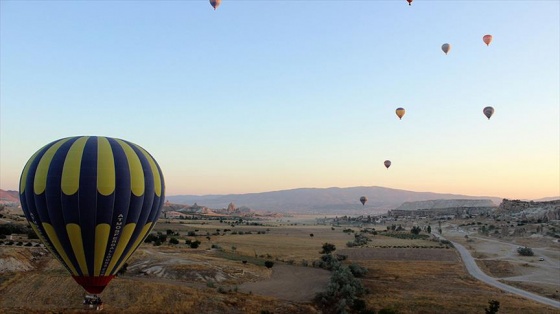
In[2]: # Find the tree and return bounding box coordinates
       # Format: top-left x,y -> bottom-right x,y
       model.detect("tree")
427,225 -> 432,233
485,300 -> 500,314
321,243 -> 336,254
169,237 -> 179,245
517,246 -> 534,256
264,261 -> 274,268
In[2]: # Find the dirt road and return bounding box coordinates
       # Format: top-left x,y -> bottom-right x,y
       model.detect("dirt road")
452,240 -> 560,309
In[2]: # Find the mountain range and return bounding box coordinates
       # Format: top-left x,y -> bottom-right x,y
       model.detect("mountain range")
3,187 -> 557,215
165,186 -> 507,214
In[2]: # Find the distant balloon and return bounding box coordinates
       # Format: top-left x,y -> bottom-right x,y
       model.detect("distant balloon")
384,160 -> 391,169
19,136 -> 165,294
441,43 -> 451,55
396,107 -> 406,120
483,34 -> 493,46
407,0 -> 413,5
483,106 -> 494,119
210,0 -> 221,10
360,196 -> 368,206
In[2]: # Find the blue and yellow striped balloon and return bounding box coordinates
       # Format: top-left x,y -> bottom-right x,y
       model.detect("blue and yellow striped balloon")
19,136 -> 165,294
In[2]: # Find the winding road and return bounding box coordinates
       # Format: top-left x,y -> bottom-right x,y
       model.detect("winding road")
451,240 -> 560,309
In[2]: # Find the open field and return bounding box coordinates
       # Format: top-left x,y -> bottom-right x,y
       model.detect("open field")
1,215 -> 559,313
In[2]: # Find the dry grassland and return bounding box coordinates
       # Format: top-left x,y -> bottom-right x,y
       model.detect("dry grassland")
355,259 -> 558,314
1,218 -> 558,313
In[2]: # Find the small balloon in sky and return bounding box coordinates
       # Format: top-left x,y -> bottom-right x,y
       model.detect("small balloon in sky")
441,43 -> 451,55
483,106 -> 495,119
483,34 -> 493,46
384,160 -> 392,169
210,0 -> 221,10
396,107 -> 406,120
407,0 -> 413,6
360,196 -> 368,206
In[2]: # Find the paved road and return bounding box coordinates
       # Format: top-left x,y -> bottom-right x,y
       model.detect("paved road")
452,240 -> 560,309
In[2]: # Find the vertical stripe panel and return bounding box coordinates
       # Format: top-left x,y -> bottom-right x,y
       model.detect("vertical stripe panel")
99,139 -> 131,276
43,223 -> 79,276
42,138 -> 83,275
109,141 -> 156,269
105,223 -> 136,275
79,137 -> 99,275
20,149 -> 42,194
19,143 -> 70,272
94,224 -> 111,276
97,137 -> 115,196
34,138 -> 70,195
113,222 -> 153,274
67,223 -> 89,275
135,145 -> 163,197
116,139 -> 144,197
61,137 -> 88,195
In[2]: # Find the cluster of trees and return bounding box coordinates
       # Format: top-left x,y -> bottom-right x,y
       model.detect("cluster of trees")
346,233 -> 371,248
144,233 -> 168,246
0,223 -> 37,240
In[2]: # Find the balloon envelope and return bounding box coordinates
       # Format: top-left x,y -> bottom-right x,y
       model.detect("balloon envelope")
407,0 -> 413,5
360,196 -> 367,206
210,0 -> 221,10
396,107 -> 405,120
441,43 -> 451,55
384,160 -> 391,169
483,106 -> 494,119
483,34 -> 493,46
19,136 -> 165,294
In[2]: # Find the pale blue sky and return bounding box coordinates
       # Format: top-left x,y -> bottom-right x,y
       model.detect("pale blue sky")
1,0 -> 559,200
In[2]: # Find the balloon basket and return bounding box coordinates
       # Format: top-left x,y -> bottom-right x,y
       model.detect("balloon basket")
83,294 -> 104,311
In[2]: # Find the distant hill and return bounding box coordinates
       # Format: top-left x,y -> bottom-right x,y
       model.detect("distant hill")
0,190 -> 19,204
395,199 -> 497,211
166,186 -> 504,214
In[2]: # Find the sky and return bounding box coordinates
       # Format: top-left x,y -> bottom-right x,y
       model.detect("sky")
1,0 -> 559,200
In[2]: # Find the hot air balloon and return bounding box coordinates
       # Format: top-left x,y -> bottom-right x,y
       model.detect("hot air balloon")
360,196 -> 367,206
384,160 -> 391,169
483,34 -> 493,46
19,136 -> 165,297
210,0 -> 221,10
441,43 -> 451,55
407,0 -> 413,5
396,107 -> 406,120
483,106 -> 494,119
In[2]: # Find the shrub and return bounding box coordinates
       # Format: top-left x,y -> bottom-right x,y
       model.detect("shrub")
264,261 -> 274,268
169,237 -> 179,245
348,264 -> 368,278
320,243 -> 336,254
189,240 -> 201,248
144,233 -> 158,243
